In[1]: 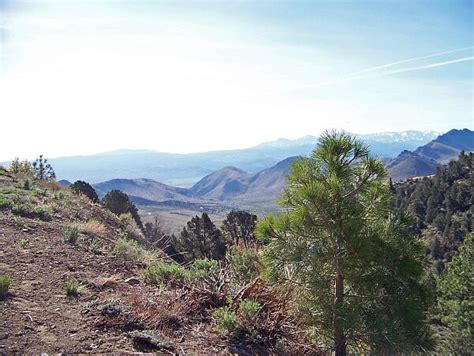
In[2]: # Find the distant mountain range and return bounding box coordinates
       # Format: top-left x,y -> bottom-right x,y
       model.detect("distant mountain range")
12,130 -> 438,186
91,157 -> 297,212
387,128 -> 474,180
90,129 -> 473,213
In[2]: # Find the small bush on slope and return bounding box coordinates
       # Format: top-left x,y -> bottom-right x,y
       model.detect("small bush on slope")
187,258 -> 219,281
239,299 -> 260,324
226,247 -> 260,290
143,258 -> 219,286
112,237 -> 155,265
0,196 -> 12,209
0,275 -> 12,298
63,225 -> 80,244
143,262 -> 187,285
89,238 -> 103,253
0,187 -> 53,220
214,306 -> 237,334
64,278 -> 86,296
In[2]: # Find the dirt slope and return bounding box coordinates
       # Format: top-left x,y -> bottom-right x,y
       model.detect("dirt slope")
0,171 -> 226,355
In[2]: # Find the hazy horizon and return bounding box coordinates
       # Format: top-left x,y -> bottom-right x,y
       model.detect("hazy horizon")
0,128 -> 451,162
1,0 -> 472,161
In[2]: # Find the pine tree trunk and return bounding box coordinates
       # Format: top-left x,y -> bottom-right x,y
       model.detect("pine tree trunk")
334,257 -> 346,355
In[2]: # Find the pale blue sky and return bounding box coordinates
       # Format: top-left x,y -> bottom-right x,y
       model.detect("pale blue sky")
0,0 -> 472,160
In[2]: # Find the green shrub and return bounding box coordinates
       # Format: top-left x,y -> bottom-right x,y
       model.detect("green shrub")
118,212 -> 133,225
53,190 -> 64,200
239,299 -> 260,323
82,298 -> 122,316
63,225 -> 80,244
112,238 -> 153,264
20,238 -> 29,248
11,202 -> 52,221
0,196 -> 12,209
0,188 -> 39,215
227,248 -> 260,287
97,298 -> 122,316
89,238 -> 102,253
35,204 -> 53,220
0,275 -> 12,298
214,306 -> 237,334
188,258 -> 219,281
143,261 -> 187,285
64,278 -> 86,296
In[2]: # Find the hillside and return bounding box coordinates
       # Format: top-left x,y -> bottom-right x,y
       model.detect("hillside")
388,128 -> 474,181
386,151 -> 438,181
0,170 -> 160,353
190,157 -> 297,206
93,178 -> 199,203
90,157 -> 297,213
0,168 -> 320,354
393,151 -> 473,272
190,167 -> 250,200
3,131 -> 437,186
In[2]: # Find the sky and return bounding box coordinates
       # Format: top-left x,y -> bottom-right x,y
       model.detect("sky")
0,0 -> 472,161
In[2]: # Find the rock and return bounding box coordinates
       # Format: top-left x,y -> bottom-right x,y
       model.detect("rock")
0,333 -> 8,340
129,331 -> 174,352
83,343 -> 97,351
124,277 -> 140,285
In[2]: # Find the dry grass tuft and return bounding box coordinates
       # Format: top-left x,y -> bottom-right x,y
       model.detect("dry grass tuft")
80,219 -> 107,237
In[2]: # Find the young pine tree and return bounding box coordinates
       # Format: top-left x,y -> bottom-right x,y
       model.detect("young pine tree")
32,155 -> 56,180
257,131 -> 432,354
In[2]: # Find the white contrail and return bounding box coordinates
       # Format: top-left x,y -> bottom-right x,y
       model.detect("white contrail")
379,56 -> 474,76
351,45 -> 473,75
301,55 -> 474,90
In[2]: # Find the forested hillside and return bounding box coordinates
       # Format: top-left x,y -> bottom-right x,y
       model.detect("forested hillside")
393,151 -> 473,272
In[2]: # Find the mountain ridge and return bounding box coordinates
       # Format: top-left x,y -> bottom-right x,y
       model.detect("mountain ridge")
1,130 -> 439,186
387,128 -> 474,180
92,129 -> 473,212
